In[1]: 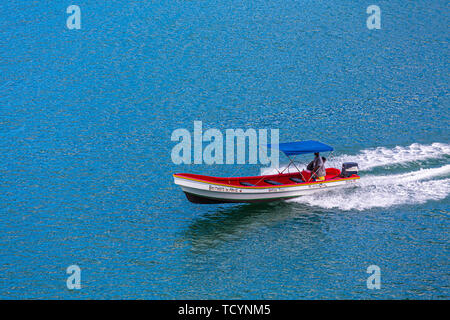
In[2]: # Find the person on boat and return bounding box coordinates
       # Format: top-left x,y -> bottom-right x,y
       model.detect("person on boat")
307,156 -> 326,172
312,152 -> 326,181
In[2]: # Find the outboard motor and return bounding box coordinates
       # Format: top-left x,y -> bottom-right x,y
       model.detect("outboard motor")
341,162 -> 358,177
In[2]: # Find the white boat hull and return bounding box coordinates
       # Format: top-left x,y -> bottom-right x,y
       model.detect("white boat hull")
174,175 -> 359,203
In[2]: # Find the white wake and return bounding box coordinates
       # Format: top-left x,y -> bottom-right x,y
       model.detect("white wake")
261,142 -> 450,175
288,165 -> 450,211
331,142 -> 450,171
260,142 -> 450,210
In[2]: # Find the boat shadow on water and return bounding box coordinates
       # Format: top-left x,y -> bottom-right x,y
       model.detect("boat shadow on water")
183,201 -> 327,253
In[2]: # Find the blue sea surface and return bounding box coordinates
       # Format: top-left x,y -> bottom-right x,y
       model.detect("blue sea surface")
0,1 -> 449,299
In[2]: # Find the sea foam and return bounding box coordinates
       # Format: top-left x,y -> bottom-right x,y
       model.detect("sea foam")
261,142 -> 450,210
288,165 -> 450,211
261,142 -> 450,175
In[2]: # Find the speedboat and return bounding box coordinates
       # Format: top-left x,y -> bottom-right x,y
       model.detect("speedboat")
173,140 -> 360,204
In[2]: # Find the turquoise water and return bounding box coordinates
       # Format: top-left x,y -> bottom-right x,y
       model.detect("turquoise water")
0,1 -> 449,299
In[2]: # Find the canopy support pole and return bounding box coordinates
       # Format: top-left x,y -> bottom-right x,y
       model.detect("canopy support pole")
285,155 -> 307,182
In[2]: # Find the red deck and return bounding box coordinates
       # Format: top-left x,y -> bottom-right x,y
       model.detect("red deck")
174,168 -> 352,188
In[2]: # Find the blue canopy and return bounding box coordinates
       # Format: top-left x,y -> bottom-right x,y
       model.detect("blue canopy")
268,140 -> 333,156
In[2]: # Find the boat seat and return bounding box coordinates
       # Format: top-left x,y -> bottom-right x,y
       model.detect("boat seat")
290,177 -> 303,183
240,181 -> 255,187
264,179 -> 283,185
